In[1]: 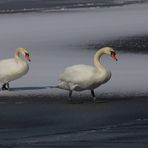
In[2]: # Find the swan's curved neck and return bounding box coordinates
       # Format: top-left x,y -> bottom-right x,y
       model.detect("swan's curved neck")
94,49 -> 104,69
15,49 -> 22,60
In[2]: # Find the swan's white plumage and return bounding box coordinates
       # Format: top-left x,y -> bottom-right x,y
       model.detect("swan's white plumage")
0,48 -> 30,84
57,47 -> 116,92
59,64 -> 105,90
60,64 -> 97,83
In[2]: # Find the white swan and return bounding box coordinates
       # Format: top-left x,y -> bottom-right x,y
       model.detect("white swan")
56,47 -> 117,102
0,48 -> 31,90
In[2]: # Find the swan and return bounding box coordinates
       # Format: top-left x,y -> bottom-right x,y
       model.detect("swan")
55,47 -> 117,103
0,48 -> 31,90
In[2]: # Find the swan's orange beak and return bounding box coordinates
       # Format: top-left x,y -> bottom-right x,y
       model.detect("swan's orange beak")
111,51 -> 118,61
25,54 -> 31,62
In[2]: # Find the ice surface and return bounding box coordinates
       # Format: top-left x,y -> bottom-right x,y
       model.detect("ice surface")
0,3 -> 148,97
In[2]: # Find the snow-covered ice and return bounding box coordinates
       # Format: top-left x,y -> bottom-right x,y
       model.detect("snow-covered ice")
0,3 -> 148,97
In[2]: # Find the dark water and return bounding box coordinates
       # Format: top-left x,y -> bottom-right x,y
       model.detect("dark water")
0,95 -> 148,148
88,35 -> 148,53
0,0 -> 147,13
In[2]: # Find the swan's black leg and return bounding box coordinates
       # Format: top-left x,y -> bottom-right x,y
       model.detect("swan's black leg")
2,82 -> 9,91
91,90 -> 96,103
68,90 -> 73,102
2,83 -> 6,90
2,83 -> 8,90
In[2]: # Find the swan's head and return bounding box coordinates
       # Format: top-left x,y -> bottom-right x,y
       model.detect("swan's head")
18,48 -> 31,62
103,47 -> 118,61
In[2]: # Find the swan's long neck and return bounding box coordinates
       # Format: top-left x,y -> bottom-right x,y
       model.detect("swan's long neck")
15,48 -> 22,61
94,49 -> 104,70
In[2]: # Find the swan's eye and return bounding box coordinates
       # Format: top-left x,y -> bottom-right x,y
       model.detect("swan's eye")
25,52 -> 29,56
111,51 -> 116,56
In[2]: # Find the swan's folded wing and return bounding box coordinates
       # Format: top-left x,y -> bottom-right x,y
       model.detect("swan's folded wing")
59,64 -> 100,84
0,59 -> 17,74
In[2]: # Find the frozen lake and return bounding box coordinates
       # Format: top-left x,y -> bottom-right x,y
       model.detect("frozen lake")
0,3 -> 148,96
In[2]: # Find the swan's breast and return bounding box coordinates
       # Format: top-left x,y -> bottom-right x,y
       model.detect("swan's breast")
97,68 -> 111,84
17,60 -> 29,74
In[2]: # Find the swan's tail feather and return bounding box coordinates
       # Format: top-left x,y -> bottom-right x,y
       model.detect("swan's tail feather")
49,82 -> 70,90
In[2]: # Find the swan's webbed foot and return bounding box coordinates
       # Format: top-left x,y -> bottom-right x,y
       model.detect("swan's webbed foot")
2,83 -> 10,91
91,90 -> 96,104
68,90 -> 73,102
